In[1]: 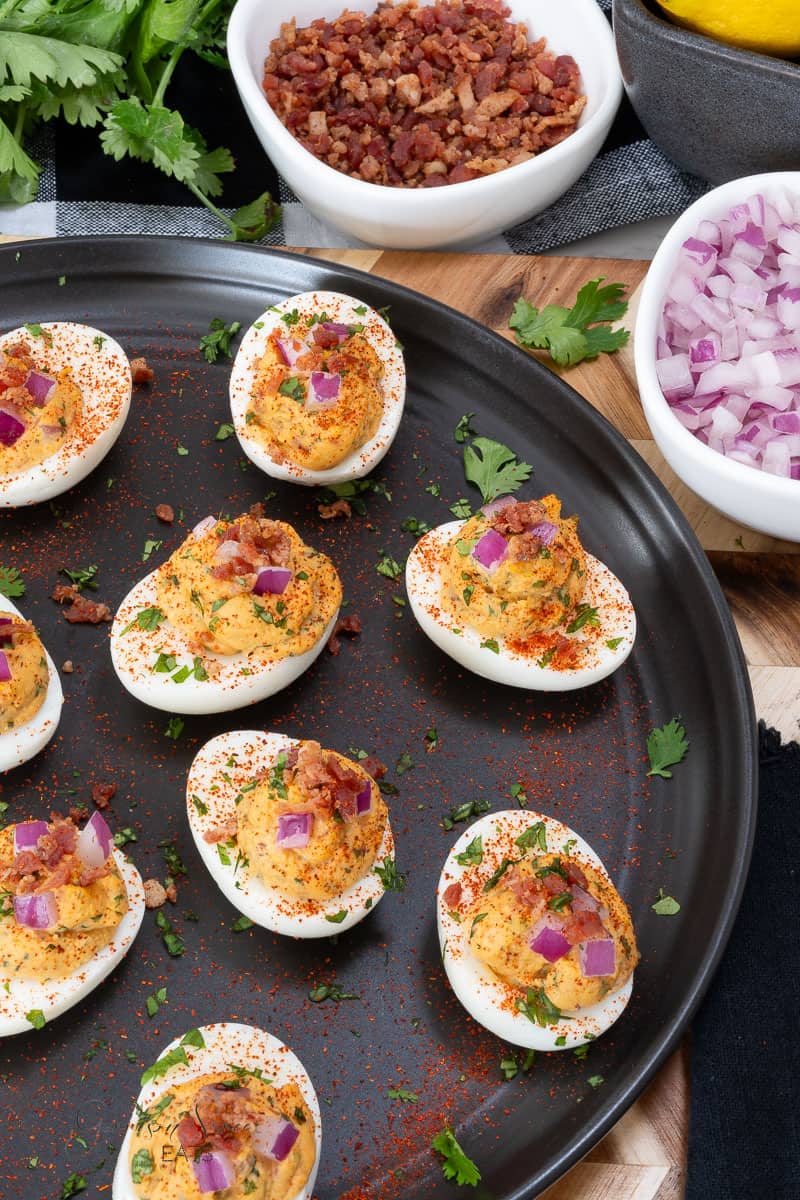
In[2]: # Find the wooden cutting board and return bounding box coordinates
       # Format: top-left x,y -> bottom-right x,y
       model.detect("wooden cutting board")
3,234 -> 797,1200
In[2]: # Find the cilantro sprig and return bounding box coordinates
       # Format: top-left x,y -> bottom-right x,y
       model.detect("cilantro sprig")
646,718 -> 689,779
432,1127 -> 481,1187
510,278 -> 630,367
0,566 -> 25,598
463,436 -> 532,504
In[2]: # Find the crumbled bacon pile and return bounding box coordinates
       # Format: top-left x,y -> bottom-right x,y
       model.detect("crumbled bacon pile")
505,858 -> 608,944
176,1084 -> 256,1155
327,613 -> 362,655
0,342 -> 35,406
51,584 -> 112,624
1,816 -> 110,894
292,740 -> 369,821
263,0 -> 585,188
210,514 -> 292,583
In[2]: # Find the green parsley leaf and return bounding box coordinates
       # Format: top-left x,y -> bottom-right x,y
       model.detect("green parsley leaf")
145,986 -> 167,1017
652,888 -> 681,915
387,1087 -> 418,1103
449,498 -> 473,519
463,436 -> 533,504
606,636 -> 623,650
215,422 -> 235,440
454,412 -> 476,443
480,638 -> 500,654
165,716 -> 184,740
309,983 -> 358,1003
155,909 -> 184,957
141,538 -> 162,562
0,566 -> 25,598
515,821 -> 547,852
373,857 -> 406,891
131,1148 -> 155,1184
113,827 -> 137,847
432,1127 -> 481,1187
442,798 -> 491,830
61,1173 -> 87,1199
565,603 -> 600,634
26,1008 -> 46,1030
121,605 -> 165,635
395,751 -> 414,775
516,987 -> 561,1027
377,552 -> 403,580
483,856 -> 516,892
24,322 -> 51,343
400,516 -> 431,535
181,1028 -> 206,1048
278,376 -> 305,402
60,564 -> 98,591
455,835 -> 483,867
510,782 -> 529,808
140,1046 -> 188,1087
646,718 -> 689,779
509,278 -> 630,367
232,915 -> 254,932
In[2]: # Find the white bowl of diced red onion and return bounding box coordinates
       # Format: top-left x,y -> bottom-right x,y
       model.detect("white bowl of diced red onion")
634,173 -> 800,542
227,0 -> 622,249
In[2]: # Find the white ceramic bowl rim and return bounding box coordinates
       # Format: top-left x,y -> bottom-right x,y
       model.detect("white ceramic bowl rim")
227,0 -> 621,203
635,170 -> 800,503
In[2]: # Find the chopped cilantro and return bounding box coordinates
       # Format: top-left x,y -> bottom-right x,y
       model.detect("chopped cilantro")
449,498 -> 472,519
480,638 -> 500,654
60,1174 -> 86,1198
606,636 -> 624,650
325,910 -> 348,924
232,915 -> 254,932
454,412 -> 476,444
60,564 -> 98,591
278,376 -> 305,402
509,277 -> 630,367
400,516 -> 431,535
121,605 -> 165,635
565,603 -> 599,634
131,1148 -> 155,1183
141,538 -> 162,562
199,318 -> 242,363
432,1127 -> 481,1187
652,888 -> 681,915
516,987 -> 561,1027
588,1074 -> 605,1088
145,986 -> 167,1017
483,856 -> 516,892
26,1008 -> 46,1029
374,856 -> 406,891
455,835 -> 483,867
155,909 -> 184,957
113,827 -> 137,847
647,718 -> 689,779
515,821 -> 547,852
510,782 -> 529,808
309,983 -> 358,1003
376,552 -> 403,579
395,751 -> 414,775
442,798 -> 491,830
0,566 -> 25,598
165,716 -> 184,740
215,422 -> 235,441
387,1087 -> 418,1103
464,436 -> 533,504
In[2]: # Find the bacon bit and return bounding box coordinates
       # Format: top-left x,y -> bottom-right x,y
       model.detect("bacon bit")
292,740 -> 364,821
129,356 -> 154,384
564,860 -> 588,890
327,613 -> 362,655
165,882 -> 178,903
443,881 -> 462,907
563,908 -> 606,945
176,1116 -> 205,1151
51,584 -> 112,624
91,782 -> 116,810
78,862 -> 112,887
203,817 -> 238,844
68,804 -> 89,824
61,659 -> 74,673
155,503 -> 174,524
490,498 -> 547,536
143,879 -> 168,909
361,754 -> 387,780
318,499 -> 352,520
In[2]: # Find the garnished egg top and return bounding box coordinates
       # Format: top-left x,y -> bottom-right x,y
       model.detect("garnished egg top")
406,493 -> 636,691
187,729 -> 395,938
437,809 -> 638,1050
0,812 -> 145,1035
0,322 -> 131,507
110,507 -> 342,714
0,597 -> 62,773
230,291 -> 406,485
113,1023 -> 321,1200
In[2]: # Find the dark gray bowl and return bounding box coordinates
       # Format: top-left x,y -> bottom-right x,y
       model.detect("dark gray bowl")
613,0 -> 800,184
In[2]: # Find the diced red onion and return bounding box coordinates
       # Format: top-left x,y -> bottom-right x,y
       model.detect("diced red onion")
0,650 -> 11,682
579,938 -> 617,978
40,424 -> 63,439
192,1151 -> 235,1193
253,1115 -> 299,1162
253,567 -> 292,595
276,812 -> 313,849
480,495 -> 514,517
530,520 -> 559,546
13,821 -> 49,854
0,617 -> 12,648
356,780 -> 372,815
192,515 -> 216,538
24,370 -> 57,406
529,917 -> 571,963
76,812 -> 113,869
657,192 -> 800,482
14,891 -> 57,930
321,321 -> 351,343
0,407 -> 25,446
275,336 -> 305,367
569,885 -> 600,913
310,370 -> 341,405
471,529 -> 508,571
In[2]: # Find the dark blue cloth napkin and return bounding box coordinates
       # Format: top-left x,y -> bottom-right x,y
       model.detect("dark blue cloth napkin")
2,1 -> 709,247
686,723 -> 800,1200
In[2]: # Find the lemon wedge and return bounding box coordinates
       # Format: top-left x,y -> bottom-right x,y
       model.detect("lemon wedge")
655,0 -> 800,58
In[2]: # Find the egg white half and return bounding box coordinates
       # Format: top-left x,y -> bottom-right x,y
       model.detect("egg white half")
406,520 -> 636,691
0,322 -> 132,507
229,290 -> 406,486
186,730 -> 394,938
113,1022 -> 321,1200
437,810 -> 634,1050
0,848 -> 145,1036
0,595 -> 63,772
110,569 -> 338,715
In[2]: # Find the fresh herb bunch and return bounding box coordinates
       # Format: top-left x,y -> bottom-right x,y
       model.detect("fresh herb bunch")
0,0 -> 280,241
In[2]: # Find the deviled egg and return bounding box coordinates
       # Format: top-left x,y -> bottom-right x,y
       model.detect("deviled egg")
186,729 -> 395,937
406,494 -> 636,690
113,1022 -> 320,1200
0,321 -> 132,507
0,811 -> 145,1035
437,809 -> 638,1050
110,507 -> 342,714
229,290 -> 405,485
0,596 -> 63,772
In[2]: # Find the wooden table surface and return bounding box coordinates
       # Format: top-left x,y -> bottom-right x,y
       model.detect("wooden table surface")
4,234 -> 798,1199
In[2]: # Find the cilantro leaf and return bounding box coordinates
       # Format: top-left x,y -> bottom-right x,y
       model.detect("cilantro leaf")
0,566 -> 25,598
432,1127 -> 481,1187
463,436 -> 532,503
568,278 -> 629,328
646,718 -> 689,779
510,278 -> 630,368
199,318 -> 241,363
652,887 -> 681,915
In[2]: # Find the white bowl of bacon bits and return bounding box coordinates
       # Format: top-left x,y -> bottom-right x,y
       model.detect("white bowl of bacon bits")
227,0 -> 622,249
635,173 -> 800,543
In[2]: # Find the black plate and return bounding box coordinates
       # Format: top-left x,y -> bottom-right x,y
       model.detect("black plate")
0,238 -> 756,1200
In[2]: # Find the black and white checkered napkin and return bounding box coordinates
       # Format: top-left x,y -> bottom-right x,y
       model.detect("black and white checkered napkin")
0,0 -> 708,250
